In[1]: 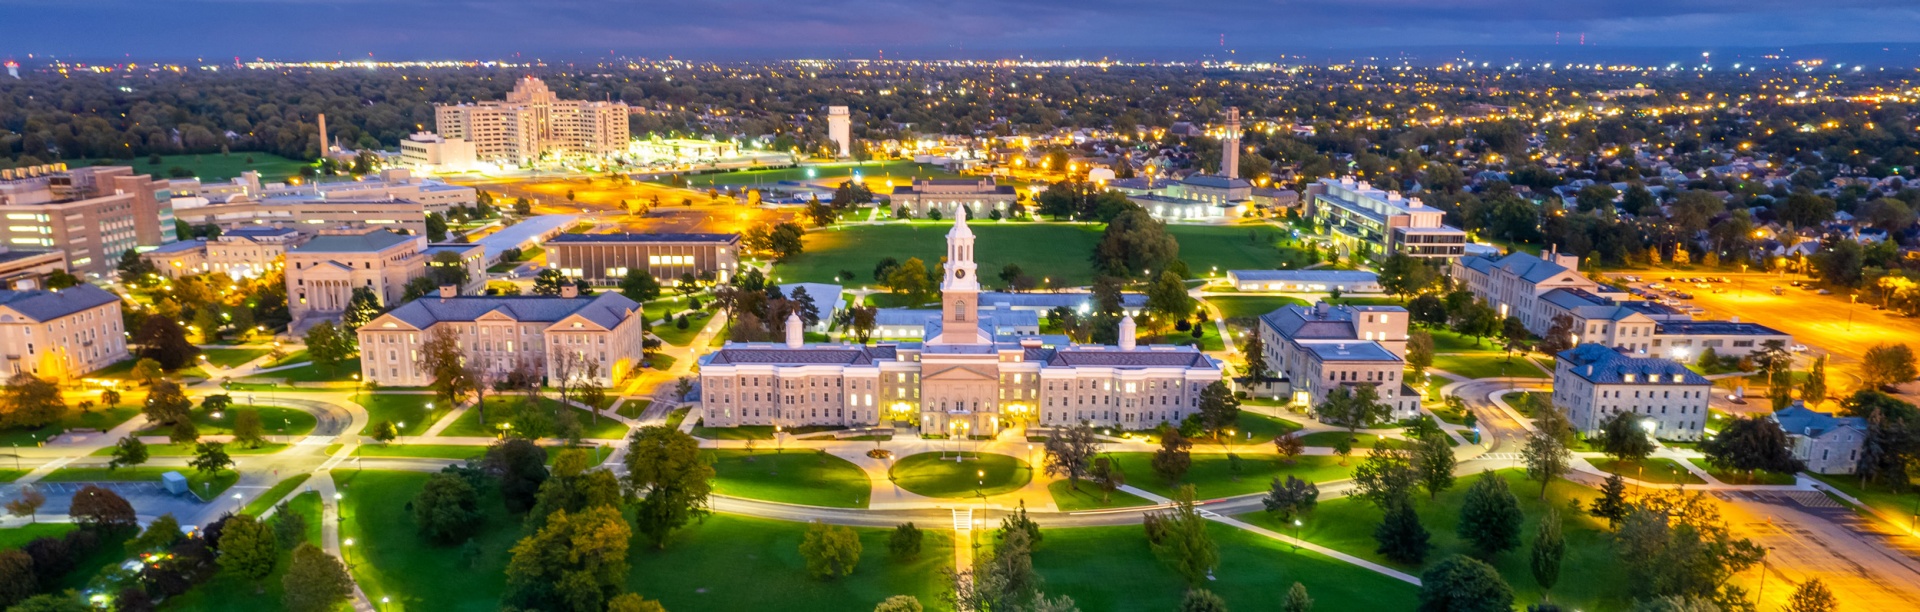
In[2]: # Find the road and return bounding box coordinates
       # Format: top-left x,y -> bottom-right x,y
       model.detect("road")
1717,489 -> 1920,610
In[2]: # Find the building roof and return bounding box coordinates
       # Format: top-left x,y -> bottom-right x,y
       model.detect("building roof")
977,291 -> 1147,310
1179,174 -> 1252,189
1297,340 -> 1400,362
1654,320 -> 1790,337
0,284 -> 120,322
146,239 -> 207,255
1045,345 -> 1216,369
1472,251 -> 1577,284
1259,302 -> 1404,342
546,232 -> 739,245
379,293 -> 638,330
1555,343 -> 1709,385
473,215 -> 578,258
705,344 -> 898,366
1229,269 -> 1378,283
296,229 -> 417,253
1772,404 -> 1868,438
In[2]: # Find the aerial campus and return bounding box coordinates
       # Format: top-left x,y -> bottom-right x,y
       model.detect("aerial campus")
5,6 -> 1920,612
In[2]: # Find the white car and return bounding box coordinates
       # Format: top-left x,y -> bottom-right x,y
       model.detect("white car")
1790,344 -> 1810,353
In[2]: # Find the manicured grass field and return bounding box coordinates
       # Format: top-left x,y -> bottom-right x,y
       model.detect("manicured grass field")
1231,412 -> 1304,442
1107,453 -> 1351,499
706,449 -> 872,508
691,424 -> 776,440
263,349 -> 310,368
198,347 -> 273,368
241,473 -> 314,516
354,393 -> 444,437
1432,353 -> 1549,379
353,444 -> 493,461
336,471 -> 521,612
1499,392 -> 1553,418
1686,458 -> 1797,485
164,491 -> 324,612
1048,479 -> 1155,511
647,353 -> 680,372
442,395 -> 630,440
1205,295 -> 1312,321
653,315 -> 708,346
616,399 -> 653,419
1166,224 -> 1314,274
777,223 -> 1105,287
42,466 -> 239,498
244,358 -> 361,383
140,404 -> 315,437
0,405 -> 141,446
642,296 -> 695,322
680,160 -> 963,187
628,514 -> 954,612
70,152 -> 310,183
889,452 -> 1031,498
1427,328 -> 1497,353
95,441 -> 288,456
1299,431 -> 1389,449
1589,457 -> 1707,485
1030,523 -> 1420,611
0,523 -> 77,551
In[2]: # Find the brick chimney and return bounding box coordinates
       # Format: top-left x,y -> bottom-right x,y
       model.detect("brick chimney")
561,284 -> 579,298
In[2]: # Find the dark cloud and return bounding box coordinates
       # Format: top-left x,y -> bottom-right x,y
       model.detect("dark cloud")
4,0 -> 1919,59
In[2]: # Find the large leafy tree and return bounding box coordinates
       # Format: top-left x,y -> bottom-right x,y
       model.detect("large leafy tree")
1377,253 -> 1436,301
342,287 -> 383,331
502,506 -> 631,612
282,543 -> 353,612
1374,496 -> 1431,564
1413,432 -> 1457,499
1417,555 -> 1515,612
1597,411 -> 1656,463
1146,486 -> 1217,586
413,472 -> 485,544
1315,385 -> 1390,437
482,438 -> 550,514
1456,472 -> 1524,558
1700,416 -> 1805,476
1861,343 -> 1917,389
1262,475 -> 1319,522
623,425 -> 714,548
0,373 -> 64,428
1151,429 -> 1193,483
799,521 -> 863,580
1352,442 -> 1417,511
416,326 -> 474,409
143,380 -> 192,426
1522,405 -> 1574,499
216,514 -> 279,581
1195,381 -> 1240,439
1043,423 -> 1101,489
133,316 -> 199,370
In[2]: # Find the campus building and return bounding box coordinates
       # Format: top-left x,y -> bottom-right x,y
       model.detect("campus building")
1225,270 -> 1381,293
0,164 -> 179,276
545,233 -> 740,285
434,76 -> 630,164
1450,249 -> 1605,335
170,169 -> 474,235
1772,403 -> 1866,475
398,132 -> 479,173
889,179 -> 1020,218
0,249 -> 69,289
142,227 -> 307,280
1551,344 -> 1712,441
697,215 -> 1223,436
1651,319 -> 1793,360
0,284 -> 129,380
285,228 -> 484,325
1308,176 -> 1465,260
357,285 -> 646,387
1255,302 -> 1422,420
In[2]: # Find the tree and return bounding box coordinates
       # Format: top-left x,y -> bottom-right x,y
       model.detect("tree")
1144,270 -> 1195,325
1598,411 -> 1656,463
1785,578 -> 1836,612
608,593 -> 669,612
413,472 -> 485,544
108,435 -> 149,470
1531,508 -> 1566,602
130,513 -> 183,553
502,506 -> 631,612
191,441 -> 233,476
1284,582 -> 1314,612
1148,485 -> 1218,586
4,594 -> 90,612
417,326 -> 474,409
1862,343 -> 1917,389
1179,589 -> 1229,612
130,358 -> 164,387
341,287 -> 383,331
1589,474 -> 1631,528
620,269 -> 662,302
1406,331 -> 1435,384
304,321 -> 352,374
1195,381 -> 1240,439
1522,408 -> 1573,499
1410,431 -> 1458,499
1378,253 -> 1437,301
1457,472 -> 1524,558
1353,443 -> 1417,510
482,438 -> 550,514
272,502 -> 308,549
134,316 -> 198,369
1803,355 -> 1829,406
169,419 -> 200,445
874,595 -> 924,612
0,373 -> 63,428
232,410 -> 266,448
118,248 -> 159,286
1262,475 -> 1319,522
1241,334 -> 1269,381
1043,423 -> 1101,489
800,521 -> 863,580
889,522 -> 923,560
884,257 -> 935,305
1151,428 -> 1193,483
68,485 -> 135,530
1418,555 -> 1516,612
217,514 -> 279,581
4,486 -> 44,523
532,268 -> 569,296
425,212 -> 449,241
0,549 -> 32,609
623,425 -> 715,548
1375,497 -> 1431,564
1316,385 -> 1391,438
1273,431 -> 1305,465
282,543 -> 353,612
999,500 -> 1042,547
1700,416 -> 1805,476
367,420 -> 397,444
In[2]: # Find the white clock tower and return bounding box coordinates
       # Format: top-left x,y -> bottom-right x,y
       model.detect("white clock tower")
937,213 -> 983,344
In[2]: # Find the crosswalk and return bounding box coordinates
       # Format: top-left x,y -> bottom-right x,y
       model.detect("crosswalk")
1477,452 -> 1523,462
952,508 -> 973,531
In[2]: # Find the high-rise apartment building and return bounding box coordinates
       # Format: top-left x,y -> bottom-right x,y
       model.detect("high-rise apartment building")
434,77 -> 629,164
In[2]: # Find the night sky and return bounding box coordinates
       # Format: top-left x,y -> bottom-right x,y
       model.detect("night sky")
9,0 -> 1920,60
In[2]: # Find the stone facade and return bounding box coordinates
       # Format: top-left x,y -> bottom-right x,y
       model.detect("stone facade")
1552,344 -> 1712,441
0,284 -> 128,380
357,286 -> 645,387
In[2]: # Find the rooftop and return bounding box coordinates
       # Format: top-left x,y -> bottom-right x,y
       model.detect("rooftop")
377,292 -> 638,330
1655,320 -> 1790,336
1556,343 -> 1709,385
546,232 -> 740,245
1229,269 -> 1378,283
296,229 -> 418,253
0,284 -> 120,322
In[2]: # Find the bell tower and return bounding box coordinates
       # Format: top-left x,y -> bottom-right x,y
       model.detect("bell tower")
937,213 -> 982,344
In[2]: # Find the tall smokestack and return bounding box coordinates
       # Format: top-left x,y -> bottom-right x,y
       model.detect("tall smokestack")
317,114 -> 330,155
1223,107 -> 1241,180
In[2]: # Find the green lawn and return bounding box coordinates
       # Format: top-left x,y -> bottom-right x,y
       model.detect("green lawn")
1427,328 -> 1498,353
1239,469 -> 1627,611
1231,412 -> 1304,443
245,358 -> 361,383
1048,479 -> 1155,511
1499,392 -> 1553,418
198,347 -> 273,368
680,160 -> 963,187
441,395 -> 629,440
0,405 -> 141,446
889,452 -> 1031,498
1432,353 -> 1549,379
1031,523 -> 1420,611
1589,457 -> 1707,485
629,514 -> 953,612
643,296 -> 694,322
1205,295 -> 1312,321
70,152 -> 311,183
1686,458 -> 1797,485
263,349 -> 310,368
241,473 -> 314,516
42,466 -> 238,498
653,316 -> 707,346
352,444 -> 492,461
0,523 -> 77,551
777,223 -> 1105,287
1108,453 -> 1352,500
139,405 -> 316,437
1300,431 -> 1389,449
164,491 -> 323,612
692,424 -> 776,440
354,393 -> 445,437
94,441 -> 288,456
648,353 -> 680,372
616,399 -> 654,419
706,449 -> 872,508
1168,225 -> 1315,275
336,471 -> 522,612
1809,473 -> 1920,525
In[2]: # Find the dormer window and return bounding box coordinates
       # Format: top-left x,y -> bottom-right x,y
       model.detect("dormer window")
1623,374 -> 1636,383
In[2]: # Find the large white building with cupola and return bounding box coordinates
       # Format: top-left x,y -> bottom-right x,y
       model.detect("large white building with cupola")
696,215 -> 1223,437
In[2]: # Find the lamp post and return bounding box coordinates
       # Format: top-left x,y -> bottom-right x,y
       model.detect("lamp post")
1292,519 -> 1302,551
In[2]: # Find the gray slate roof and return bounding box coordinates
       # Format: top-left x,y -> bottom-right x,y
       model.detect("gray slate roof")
1555,343 -> 1709,385
1046,347 -> 1215,368
381,293 -> 638,329
297,229 -> 416,253
1772,404 -> 1868,438
0,284 -> 120,322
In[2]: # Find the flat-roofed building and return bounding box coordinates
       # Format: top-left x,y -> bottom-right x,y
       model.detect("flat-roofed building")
1652,319 -> 1794,360
1255,301 -> 1420,419
889,179 -> 1019,218
545,233 -> 739,284
1309,176 -> 1465,260
0,284 -> 129,380
357,286 -> 645,387
171,169 -> 474,235
1552,343 -> 1711,441
435,77 -> 630,164
0,249 -> 69,289
398,133 -> 478,173
1226,270 -> 1381,293
0,165 -> 179,276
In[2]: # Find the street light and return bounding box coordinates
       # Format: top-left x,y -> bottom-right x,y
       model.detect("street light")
1292,519 -> 1303,551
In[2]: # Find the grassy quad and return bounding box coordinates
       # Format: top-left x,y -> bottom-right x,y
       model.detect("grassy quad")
1299,430 -> 1391,449
1030,523 -> 1420,611
1685,458 -> 1797,485
197,347 -> 274,368
240,473 -> 315,516
1240,469 -> 1626,611
1431,353 -> 1550,379
628,514 -> 954,612
353,393 -> 446,437
161,491 -> 324,612
777,223 -> 1105,287
242,358 -> 362,383
1588,457 -> 1707,485
138,404 -> 316,437
705,449 -> 873,508
1047,479 -> 1156,511
336,471 -> 520,612
1106,453 -> 1351,500
69,152 -> 311,183
441,395 -> 629,440
0,404 -> 141,446
889,452 -> 1031,498
652,313 -> 710,346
